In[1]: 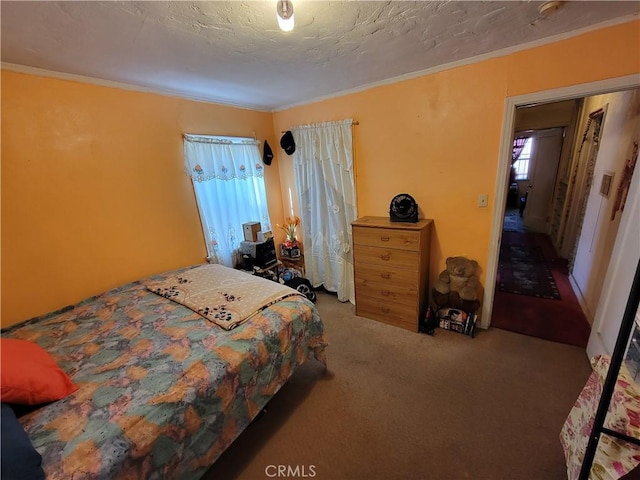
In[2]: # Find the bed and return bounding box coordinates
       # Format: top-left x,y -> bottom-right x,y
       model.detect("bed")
1,264 -> 328,479
560,355 -> 640,480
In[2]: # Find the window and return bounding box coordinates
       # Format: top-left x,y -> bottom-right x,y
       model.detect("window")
183,135 -> 271,267
513,137 -> 534,181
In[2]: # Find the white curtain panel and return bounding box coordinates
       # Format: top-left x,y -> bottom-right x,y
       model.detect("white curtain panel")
293,119 -> 357,303
184,135 -> 271,267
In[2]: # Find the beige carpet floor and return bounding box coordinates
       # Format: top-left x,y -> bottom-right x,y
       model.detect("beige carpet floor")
203,290 -> 597,480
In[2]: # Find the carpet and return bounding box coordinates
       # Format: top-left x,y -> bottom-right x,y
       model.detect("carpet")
492,231 -> 590,347
503,209 -> 526,233
498,244 -> 561,300
203,291 -> 594,480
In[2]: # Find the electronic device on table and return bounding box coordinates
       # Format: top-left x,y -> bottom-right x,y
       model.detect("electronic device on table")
239,238 -> 277,269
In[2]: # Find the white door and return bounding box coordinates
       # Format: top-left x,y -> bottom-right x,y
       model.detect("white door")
523,128 -> 564,233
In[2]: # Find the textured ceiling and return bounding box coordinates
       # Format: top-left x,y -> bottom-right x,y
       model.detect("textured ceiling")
2,1 -> 639,111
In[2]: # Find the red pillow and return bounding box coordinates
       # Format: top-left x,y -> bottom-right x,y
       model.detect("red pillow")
1,338 -> 78,405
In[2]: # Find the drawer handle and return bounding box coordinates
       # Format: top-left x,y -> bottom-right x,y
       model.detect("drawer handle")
380,254 -> 391,261
381,306 -> 390,313
381,290 -> 391,296
380,236 -> 390,242
381,272 -> 391,279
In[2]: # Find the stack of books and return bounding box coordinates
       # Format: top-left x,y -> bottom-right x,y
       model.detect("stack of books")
434,307 -> 477,337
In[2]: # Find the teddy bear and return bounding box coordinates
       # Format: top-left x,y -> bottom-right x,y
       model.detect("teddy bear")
432,256 -> 481,312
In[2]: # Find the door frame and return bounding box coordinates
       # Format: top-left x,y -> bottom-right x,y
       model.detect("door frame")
481,74 -> 640,329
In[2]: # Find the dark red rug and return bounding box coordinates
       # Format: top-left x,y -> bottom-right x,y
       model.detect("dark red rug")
492,232 -> 591,348
498,244 -> 561,300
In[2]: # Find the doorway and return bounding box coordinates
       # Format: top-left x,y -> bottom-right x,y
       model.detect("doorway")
482,75 -> 640,351
494,120 -> 590,346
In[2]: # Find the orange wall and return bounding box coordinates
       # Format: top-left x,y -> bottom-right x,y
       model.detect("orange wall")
1,72 -> 283,327
2,20 -> 638,327
273,20 -> 640,293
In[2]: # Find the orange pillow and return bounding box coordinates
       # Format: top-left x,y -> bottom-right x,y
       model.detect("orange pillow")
1,338 -> 78,405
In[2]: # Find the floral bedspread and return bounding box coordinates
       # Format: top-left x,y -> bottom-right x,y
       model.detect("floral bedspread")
560,355 -> 640,480
2,266 -> 328,480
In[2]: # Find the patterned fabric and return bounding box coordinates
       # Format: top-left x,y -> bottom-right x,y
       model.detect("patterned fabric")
560,355 -> 640,480
146,264 -> 302,330
183,135 -> 272,267
183,135 -> 264,182
1,266 -> 328,480
293,119 -> 357,303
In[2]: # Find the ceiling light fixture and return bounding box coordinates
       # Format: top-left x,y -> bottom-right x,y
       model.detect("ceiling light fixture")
277,0 -> 294,32
538,1 -> 564,16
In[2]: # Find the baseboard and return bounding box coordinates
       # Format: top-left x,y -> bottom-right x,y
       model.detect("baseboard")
569,273 -> 594,325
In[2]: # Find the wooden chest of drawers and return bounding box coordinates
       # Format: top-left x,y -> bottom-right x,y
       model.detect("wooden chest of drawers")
351,216 -> 432,332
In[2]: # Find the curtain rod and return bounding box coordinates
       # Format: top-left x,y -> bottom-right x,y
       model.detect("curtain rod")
280,121 -> 359,133
183,134 -> 258,145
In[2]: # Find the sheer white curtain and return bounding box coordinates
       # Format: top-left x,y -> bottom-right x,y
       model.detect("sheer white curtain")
183,135 -> 271,267
293,119 -> 357,303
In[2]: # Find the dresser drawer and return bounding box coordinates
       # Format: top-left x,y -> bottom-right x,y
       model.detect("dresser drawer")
353,244 -> 419,270
354,277 -> 418,307
354,263 -> 418,285
353,227 -> 421,251
356,296 -> 417,331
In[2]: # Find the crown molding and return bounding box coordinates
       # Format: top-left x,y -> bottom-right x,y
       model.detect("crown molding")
274,14 -> 639,112
0,62 -> 272,113
2,13 -> 637,113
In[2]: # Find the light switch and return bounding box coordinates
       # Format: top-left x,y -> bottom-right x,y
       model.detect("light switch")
478,194 -> 488,207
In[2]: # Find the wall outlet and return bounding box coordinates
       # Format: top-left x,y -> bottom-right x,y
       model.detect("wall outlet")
478,194 -> 488,207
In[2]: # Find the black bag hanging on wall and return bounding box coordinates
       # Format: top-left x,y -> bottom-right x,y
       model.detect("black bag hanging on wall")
263,140 -> 273,165
280,131 -> 296,155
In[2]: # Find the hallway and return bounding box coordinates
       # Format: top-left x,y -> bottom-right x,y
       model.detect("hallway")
502,207 -> 526,233
491,209 -> 591,347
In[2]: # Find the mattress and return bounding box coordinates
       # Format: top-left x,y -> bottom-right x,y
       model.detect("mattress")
2,265 -> 328,479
